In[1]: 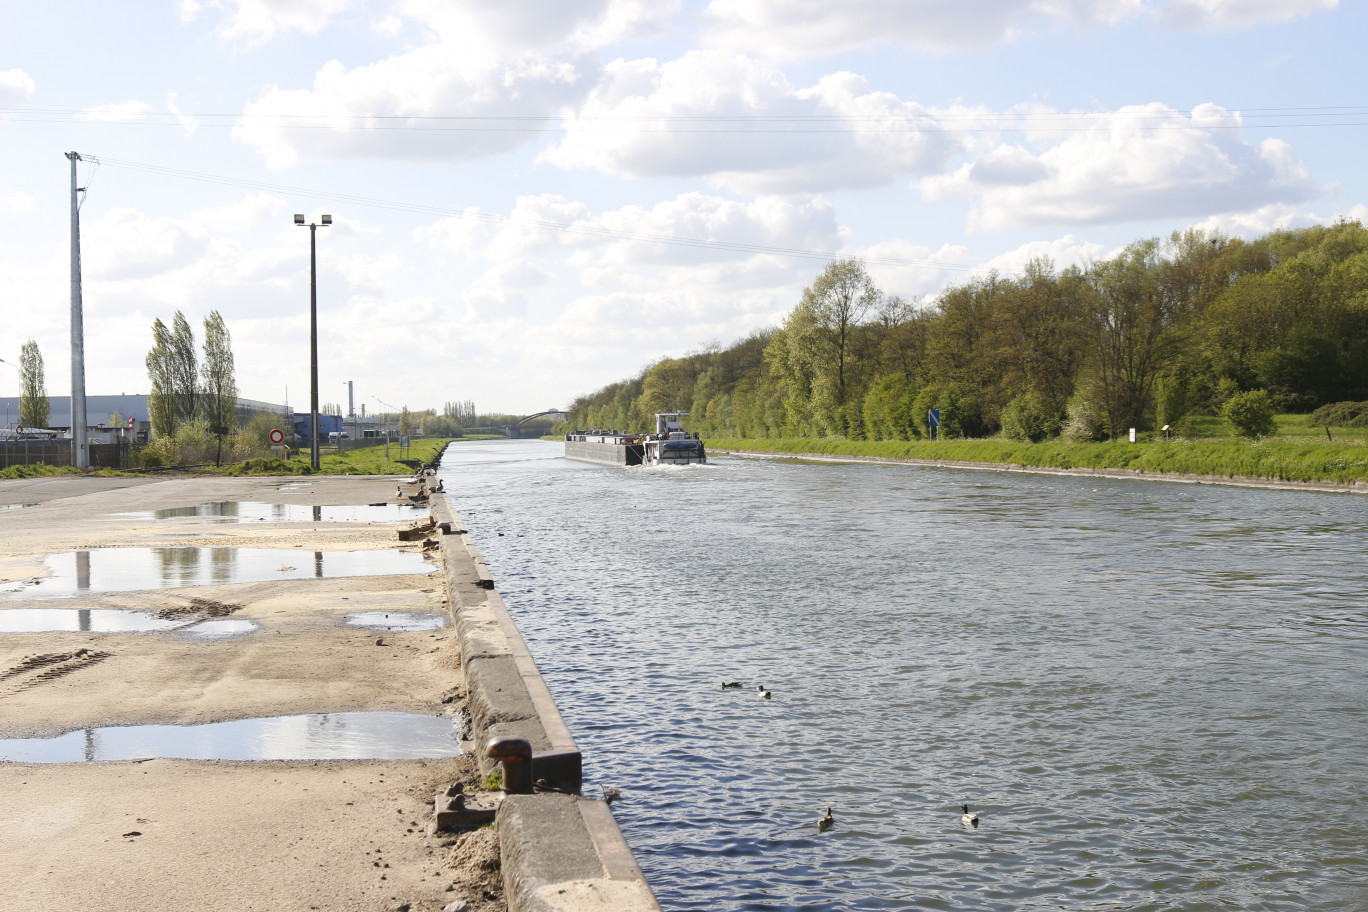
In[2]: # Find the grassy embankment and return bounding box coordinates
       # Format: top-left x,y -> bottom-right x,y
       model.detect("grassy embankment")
225,437 -> 460,475
707,415 -> 1368,486
0,437 -> 502,480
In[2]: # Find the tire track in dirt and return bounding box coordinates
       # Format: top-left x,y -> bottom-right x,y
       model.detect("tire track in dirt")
0,649 -> 112,694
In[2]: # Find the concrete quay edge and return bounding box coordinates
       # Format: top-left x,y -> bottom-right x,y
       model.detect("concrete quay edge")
429,486 -> 663,912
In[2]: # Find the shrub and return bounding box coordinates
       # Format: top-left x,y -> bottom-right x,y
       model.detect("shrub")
1308,400 -> 1368,428
1000,392 -> 1062,443
234,411 -> 295,461
1222,389 -> 1276,438
174,417 -> 216,464
137,435 -> 178,467
1062,394 -> 1107,442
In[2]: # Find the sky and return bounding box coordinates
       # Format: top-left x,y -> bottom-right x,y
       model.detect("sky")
1,0 -> 1365,418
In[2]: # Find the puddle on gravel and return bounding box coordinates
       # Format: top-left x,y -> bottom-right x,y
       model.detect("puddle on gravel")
1,502 -> 39,511
182,618 -> 260,638
0,711 -> 462,762
0,608 -> 186,633
2,547 -> 436,597
0,609 -> 260,637
345,611 -> 448,632
115,502 -> 429,523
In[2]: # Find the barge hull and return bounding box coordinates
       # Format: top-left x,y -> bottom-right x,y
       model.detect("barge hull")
564,439 -> 644,466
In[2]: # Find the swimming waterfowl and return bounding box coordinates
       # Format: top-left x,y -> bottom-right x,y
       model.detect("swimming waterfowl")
818,808 -> 834,832
722,681 -> 742,689
961,805 -> 979,827
758,687 -> 772,699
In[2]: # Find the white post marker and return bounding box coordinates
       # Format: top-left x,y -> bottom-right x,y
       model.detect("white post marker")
1129,428 -> 1137,443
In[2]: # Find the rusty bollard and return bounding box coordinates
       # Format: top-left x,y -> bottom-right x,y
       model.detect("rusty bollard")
485,736 -> 533,794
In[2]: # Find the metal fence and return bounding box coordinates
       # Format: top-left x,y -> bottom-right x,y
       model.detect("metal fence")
0,441 -> 126,470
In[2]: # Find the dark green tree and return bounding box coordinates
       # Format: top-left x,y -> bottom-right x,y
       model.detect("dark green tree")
18,339 -> 49,428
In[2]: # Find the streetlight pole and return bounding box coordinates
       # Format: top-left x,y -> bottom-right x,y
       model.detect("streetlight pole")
295,213 -> 331,470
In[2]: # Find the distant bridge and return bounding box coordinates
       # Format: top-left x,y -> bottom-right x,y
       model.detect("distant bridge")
501,410 -> 567,438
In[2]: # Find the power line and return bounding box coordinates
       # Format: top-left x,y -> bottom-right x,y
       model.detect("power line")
81,154 -> 981,272
7,105 -> 1368,134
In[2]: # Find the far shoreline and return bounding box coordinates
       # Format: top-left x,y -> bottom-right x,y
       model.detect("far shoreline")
712,447 -> 1368,496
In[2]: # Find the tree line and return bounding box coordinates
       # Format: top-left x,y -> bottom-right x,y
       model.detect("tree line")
567,220 -> 1368,442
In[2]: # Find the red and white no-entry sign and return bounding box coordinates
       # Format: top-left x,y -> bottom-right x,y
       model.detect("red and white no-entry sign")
269,429 -> 285,445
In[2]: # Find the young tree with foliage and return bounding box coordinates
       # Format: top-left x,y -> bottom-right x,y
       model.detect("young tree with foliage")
1087,241 -> 1173,440
147,311 -> 203,438
146,318 -> 179,438
18,339 -> 49,428
398,406 -> 413,437
171,312 -> 198,426
802,257 -> 880,403
201,310 -> 238,466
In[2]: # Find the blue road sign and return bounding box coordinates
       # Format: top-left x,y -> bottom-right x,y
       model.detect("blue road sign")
928,409 -> 940,427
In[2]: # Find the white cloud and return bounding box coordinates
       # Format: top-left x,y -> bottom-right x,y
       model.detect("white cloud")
189,193 -> 286,230
1159,0 -> 1337,30
0,68 -> 36,107
978,233 -> 1108,276
235,46 -> 598,167
389,0 -> 677,54
229,0 -> 683,165
919,103 -> 1315,230
1191,200 -> 1367,238
180,0 -> 355,45
541,53 -> 972,193
702,0 -> 1144,58
462,261 -> 554,320
417,190 -> 842,368
702,0 -> 1334,58
82,99 -> 157,122
0,192 -> 37,215
81,94 -> 199,135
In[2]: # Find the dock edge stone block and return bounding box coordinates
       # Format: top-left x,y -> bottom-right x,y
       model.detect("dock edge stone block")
433,477 -> 661,912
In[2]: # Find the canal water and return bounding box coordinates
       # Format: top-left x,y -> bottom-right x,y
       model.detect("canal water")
438,439 -> 1368,912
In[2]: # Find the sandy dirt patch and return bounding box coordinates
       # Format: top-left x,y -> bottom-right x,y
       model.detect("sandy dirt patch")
0,473 -> 501,911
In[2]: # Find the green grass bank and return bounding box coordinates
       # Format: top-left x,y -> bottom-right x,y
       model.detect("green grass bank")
0,437 -> 503,481
705,429 -> 1368,488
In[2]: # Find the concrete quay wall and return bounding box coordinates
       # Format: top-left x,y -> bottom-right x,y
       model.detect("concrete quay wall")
429,488 -> 662,912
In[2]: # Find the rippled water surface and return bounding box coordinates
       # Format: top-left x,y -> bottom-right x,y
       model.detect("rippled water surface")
438,439 -> 1368,912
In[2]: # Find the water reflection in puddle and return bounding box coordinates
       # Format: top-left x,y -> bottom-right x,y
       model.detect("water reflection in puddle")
182,618 -> 259,638
346,611 -> 447,632
117,502 -> 429,523
0,609 -> 261,638
0,608 -> 185,633
0,502 -> 39,511
0,712 -> 462,762
3,548 -> 435,597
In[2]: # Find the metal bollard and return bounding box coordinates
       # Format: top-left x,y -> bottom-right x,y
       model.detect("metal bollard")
485,736 -> 533,794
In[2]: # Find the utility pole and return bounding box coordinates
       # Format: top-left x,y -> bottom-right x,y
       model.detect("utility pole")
294,213 -> 331,470
66,152 -> 89,468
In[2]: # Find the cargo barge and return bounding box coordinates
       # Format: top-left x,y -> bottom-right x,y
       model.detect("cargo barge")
564,412 -> 706,466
